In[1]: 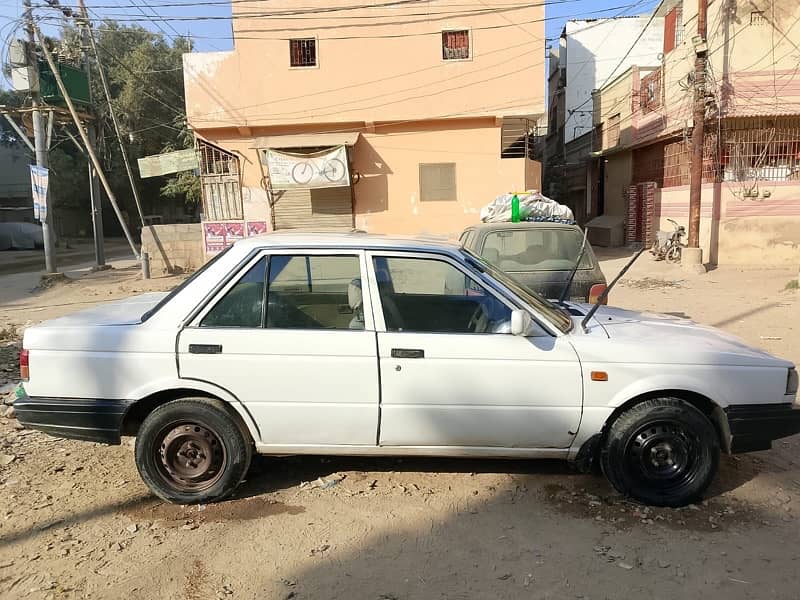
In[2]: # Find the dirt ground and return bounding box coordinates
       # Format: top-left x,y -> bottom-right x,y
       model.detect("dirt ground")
0,252 -> 799,600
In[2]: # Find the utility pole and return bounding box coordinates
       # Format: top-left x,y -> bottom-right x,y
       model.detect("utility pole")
23,0 -> 57,273
34,24 -> 140,259
77,0 -> 146,228
79,9 -> 105,267
688,0 -> 708,252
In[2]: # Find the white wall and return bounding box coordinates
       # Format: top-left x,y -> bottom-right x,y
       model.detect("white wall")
564,16 -> 664,143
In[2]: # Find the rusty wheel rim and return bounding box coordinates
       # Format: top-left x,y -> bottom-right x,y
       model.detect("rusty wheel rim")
154,421 -> 227,492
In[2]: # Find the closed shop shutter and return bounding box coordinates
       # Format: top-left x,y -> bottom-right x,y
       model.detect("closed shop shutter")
273,188 -> 311,229
272,186 -> 353,230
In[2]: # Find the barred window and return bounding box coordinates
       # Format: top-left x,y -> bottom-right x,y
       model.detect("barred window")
198,141 -> 243,221
290,39 -> 317,67
442,30 -> 470,60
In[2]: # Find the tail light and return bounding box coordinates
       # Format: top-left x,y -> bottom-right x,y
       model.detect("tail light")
20,349 -> 29,381
589,284 -> 608,305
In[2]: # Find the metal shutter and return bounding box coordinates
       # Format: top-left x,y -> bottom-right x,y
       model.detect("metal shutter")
310,186 -> 353,229
272,186 -> 353,230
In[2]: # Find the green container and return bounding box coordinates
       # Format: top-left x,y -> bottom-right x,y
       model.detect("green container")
38,60 -> 91,107
511,194 -> 520,223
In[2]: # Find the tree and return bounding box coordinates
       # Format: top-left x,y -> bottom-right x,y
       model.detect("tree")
1,21 -> 198,236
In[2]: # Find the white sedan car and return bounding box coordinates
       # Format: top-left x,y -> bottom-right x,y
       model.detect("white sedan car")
16,232 -> 800,506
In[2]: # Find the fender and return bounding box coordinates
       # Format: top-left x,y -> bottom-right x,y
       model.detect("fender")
606,373 -> 729,410
569,372 -> 727,461
126,377 -> 261,441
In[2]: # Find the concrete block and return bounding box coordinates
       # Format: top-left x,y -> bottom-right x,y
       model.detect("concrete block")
681,247 -> 706,274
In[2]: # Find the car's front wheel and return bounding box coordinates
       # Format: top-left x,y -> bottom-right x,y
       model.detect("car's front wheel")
600,398 -> 719,507
135,398 -> 253,504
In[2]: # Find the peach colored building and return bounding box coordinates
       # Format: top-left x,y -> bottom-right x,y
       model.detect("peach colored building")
183,0 -> 544,247
590,0 -> 800,265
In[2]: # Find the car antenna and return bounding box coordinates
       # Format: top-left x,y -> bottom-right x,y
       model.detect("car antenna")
557,226 -> 589,305
580,246 -> 646,332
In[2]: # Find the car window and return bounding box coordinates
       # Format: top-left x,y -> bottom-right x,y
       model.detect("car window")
481,228 -> 592,271
458,229 -> 475,247
201,257 -> 267,328
372,256 -> 511,334
142,246 -> 232,322
267,255 -> 363,330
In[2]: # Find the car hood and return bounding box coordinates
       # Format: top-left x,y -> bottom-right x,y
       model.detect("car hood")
571,304 -> 793,368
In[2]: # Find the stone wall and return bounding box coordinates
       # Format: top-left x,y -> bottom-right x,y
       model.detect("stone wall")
140,224 -> 204,276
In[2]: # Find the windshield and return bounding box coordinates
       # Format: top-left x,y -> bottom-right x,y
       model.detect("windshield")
461,248 -> 573,333
480,228 -> 593,272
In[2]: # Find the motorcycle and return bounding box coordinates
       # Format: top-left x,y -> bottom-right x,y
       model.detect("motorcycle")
650,218 -> 686,263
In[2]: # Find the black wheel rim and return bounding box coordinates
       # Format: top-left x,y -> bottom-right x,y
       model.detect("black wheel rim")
625,420 -> 702,493
153,421 -> 227,493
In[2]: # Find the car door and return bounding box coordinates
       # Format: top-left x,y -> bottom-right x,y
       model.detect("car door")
366,251 -> 582,449
178,249 -> 380,447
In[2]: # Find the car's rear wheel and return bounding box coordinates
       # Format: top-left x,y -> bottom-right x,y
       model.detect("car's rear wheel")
135,398 -> 253,504
600,398 -> 719,507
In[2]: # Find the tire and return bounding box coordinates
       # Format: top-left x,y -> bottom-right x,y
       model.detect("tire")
666,245 -> 682,263
600,398 -> 719,507
135,398 -> 253,504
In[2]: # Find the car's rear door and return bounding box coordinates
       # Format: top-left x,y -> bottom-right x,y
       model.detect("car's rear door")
178,249 -> 380,447
367,251 -> 582,450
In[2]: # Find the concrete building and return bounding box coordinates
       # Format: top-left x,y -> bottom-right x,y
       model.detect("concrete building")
591,0 -> 800,265
545,16 -> 664,223
182,0 -> 544,253
0,143 -> 33,223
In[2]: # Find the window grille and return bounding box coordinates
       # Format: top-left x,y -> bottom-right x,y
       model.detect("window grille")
442,30 -> 470,60
198,141 -> 243,221
290,38 -> 317,67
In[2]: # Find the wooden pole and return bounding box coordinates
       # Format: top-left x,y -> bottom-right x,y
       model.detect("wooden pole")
688,0 -> 708,248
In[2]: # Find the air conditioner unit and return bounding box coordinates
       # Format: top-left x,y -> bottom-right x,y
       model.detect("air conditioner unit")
11,66 -> 38,92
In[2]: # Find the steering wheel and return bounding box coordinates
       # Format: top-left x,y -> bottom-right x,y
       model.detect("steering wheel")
467,302 -> 489,333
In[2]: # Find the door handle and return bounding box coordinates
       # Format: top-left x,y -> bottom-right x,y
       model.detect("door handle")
189,344 -> 223,354
391,348 -> 424,359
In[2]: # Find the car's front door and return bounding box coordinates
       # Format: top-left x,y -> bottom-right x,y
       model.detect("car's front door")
367,252 -> 582,449
178,250 -> 379,447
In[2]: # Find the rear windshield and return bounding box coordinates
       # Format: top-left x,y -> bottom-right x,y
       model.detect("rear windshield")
141,247 -> 231,322
480,228 -> 593,272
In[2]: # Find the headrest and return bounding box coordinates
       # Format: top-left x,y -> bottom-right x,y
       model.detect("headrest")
348,278 -> 363,310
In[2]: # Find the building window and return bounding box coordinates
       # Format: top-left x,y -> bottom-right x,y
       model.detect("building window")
721,119 -> 800,183
750,11 -> 766,26
501,117 -> 534,159
290,38 -> 317,67
607,114 -> 621,148
198,140 -> 243,221
639,69 -> 662,114
419,163 -> 457,201
442,30 -> 470,60
663,7 -> 683,54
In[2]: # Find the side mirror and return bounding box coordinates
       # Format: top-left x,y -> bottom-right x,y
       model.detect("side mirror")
511,310 -> 533,336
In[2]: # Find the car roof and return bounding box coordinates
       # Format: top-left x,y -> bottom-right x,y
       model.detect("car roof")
233,229 -> 461,253
467,221 -> 581,231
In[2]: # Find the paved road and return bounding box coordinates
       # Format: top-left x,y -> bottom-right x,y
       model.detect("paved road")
0,239 -> 134,276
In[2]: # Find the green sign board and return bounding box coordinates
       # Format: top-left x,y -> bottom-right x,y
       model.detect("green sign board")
38,60 -> 91,107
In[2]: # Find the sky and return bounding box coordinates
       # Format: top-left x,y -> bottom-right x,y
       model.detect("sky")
0,0 -> 662,88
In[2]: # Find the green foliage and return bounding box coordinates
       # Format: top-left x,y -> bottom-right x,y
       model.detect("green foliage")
161,170 -> 201,204
6,22 -> 199,226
